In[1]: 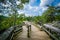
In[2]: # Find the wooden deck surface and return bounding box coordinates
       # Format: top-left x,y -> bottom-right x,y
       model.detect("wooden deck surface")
13,22 -> 52,40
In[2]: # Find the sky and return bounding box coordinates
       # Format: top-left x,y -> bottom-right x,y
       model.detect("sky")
18,0 -> 60,17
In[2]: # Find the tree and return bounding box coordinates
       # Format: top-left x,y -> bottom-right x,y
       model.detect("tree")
0,0 -> 29,31
42,5 -> 60,23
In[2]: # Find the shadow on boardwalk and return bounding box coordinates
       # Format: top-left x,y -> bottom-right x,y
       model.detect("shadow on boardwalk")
13,23 -> 52,40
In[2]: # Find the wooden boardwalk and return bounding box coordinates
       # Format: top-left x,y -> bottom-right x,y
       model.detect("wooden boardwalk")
13,23 -> 52,40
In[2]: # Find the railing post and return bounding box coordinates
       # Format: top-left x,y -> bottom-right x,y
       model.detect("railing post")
27,25 -> 31,38
27,25 -> 30,38
30,25 -> 31,31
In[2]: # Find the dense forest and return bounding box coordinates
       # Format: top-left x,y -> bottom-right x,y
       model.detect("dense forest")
0,0 -> 60,32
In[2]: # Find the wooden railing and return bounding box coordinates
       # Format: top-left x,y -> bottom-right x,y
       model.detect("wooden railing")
42,24 -> 60,40
0,25 -> 23,40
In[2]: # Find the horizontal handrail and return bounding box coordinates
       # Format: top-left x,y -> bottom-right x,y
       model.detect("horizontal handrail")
0,25 -> 23,40
0,27 -> 14,40
43,24 -> 60,34
42,27 -> 58,40
37,23 -> 60,40
42,24 -> 60,40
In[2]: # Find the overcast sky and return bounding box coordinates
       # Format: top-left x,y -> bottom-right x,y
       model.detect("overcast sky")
18,0 -> 60,16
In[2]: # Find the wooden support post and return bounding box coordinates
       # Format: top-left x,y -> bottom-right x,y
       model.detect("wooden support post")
27,25 -> 30,38
29,25 -> 31,31
27,25 -> 31,38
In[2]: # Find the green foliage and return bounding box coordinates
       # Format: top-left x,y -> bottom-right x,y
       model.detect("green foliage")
55,14 -> 60,21
0,15 -> 6,22
0,0 -> 4,2
25,16 -> 32,21
17,0 -> 29,9
0,13 -> 26,31
41,6 -> 60,23
31,6 -> 60,24
17,4 -> 23,9
0,15 -> 10,30
42,9 -> 55,23
21,0 -> 29,4
32,16 -> 42,23
0,0 -> 29,31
